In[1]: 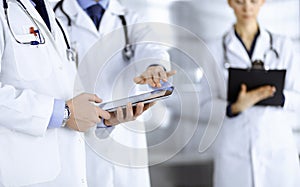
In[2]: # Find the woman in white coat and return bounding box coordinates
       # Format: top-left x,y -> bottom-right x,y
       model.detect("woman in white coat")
204,0 -> 300,187
54,0 -> 175,187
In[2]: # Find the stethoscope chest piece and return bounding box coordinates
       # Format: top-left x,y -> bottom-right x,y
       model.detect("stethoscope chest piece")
66,48 -> 77,62
122,44 -> 134,61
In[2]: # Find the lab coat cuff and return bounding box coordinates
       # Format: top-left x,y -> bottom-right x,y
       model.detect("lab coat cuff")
281,93 -> 285,107
148,80 -> 172,90
95,119 -> 115,139
148,64 -> 167,71
226,103 -> 240,118
48,99 -> 64,128
96,118 -> 113,128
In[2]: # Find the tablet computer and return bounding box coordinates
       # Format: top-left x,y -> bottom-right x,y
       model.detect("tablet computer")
227,68 -> 286,106
98,85 -> 174,112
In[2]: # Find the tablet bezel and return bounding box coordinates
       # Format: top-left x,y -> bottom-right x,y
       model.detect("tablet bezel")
98,86 -> 174,112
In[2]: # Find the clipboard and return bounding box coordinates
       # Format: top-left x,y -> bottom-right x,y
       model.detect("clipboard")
227,68 -> 286,106
98,85 -> 174,112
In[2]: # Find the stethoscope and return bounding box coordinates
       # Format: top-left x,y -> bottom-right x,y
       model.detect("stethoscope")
3,0 -> 77,63
223,30 -> 279,70
53,0 -> 135,62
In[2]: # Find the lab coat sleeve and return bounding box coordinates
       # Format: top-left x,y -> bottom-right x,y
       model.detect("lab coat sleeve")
198,40 -> 227,127
128,12 -> 171,73
0,86 -> 54,137
85,124 -> 114,139
90,121 -> 116,139
0,14 -> 54,137
95,126 -> 115,139
0,16 -> 3,57
281,38 -> 300,112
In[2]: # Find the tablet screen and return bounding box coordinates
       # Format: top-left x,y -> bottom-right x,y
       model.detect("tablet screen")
99,85 -> 174,112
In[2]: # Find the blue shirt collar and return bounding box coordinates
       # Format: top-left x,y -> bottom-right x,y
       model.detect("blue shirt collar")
77,0 -> 110,10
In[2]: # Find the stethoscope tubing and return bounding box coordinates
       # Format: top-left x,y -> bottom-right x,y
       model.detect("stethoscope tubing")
223,30 -> 279,69
3,0 -> 70,48
4,0 -> 46,45
53,0 -> 134,61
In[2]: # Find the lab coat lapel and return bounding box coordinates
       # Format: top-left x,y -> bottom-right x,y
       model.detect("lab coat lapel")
251,29 -> 271,65
226,28 -> 252,68
63,0 -> 100,38
19,0 -> 51,35
99,0 -> 127,35
75,10 -> 100,37
44,0 -> 69,61
18,0 -> 66,62
108,0 -> 127,15
62,0 -> 127,37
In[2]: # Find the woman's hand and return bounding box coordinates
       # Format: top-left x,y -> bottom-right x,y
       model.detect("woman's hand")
231,84 -> 276,114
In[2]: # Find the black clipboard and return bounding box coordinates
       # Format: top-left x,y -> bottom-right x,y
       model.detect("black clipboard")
227,68 -> 286,106
98,85 -> 174,112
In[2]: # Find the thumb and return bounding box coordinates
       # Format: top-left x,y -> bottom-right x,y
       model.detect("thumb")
241,84 -> 247,93
87,94 -> 102,103
166,70 -> 177,78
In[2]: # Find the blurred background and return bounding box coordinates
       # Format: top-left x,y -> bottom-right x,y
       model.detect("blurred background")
50,0 -> 299,186
119,0 -> 300,187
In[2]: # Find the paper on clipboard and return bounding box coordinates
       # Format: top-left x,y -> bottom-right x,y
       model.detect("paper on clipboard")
227,68 -> 286,106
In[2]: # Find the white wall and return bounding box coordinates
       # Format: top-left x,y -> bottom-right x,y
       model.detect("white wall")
121,0 -> 298,38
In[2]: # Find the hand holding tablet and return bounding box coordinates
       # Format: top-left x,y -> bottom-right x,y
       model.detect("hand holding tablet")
98,82 -> 174,112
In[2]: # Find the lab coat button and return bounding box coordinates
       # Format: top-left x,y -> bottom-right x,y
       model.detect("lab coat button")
81,178 -> 86,183
59,66 -> 63,70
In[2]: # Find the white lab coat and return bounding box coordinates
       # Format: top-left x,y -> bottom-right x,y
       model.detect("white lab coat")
54,0 -> 170,187
0,0 -> 88,187
204,27 -> 300,187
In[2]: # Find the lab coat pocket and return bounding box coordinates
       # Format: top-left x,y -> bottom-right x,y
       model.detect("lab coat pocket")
0,129 -> 61,187
13,43 -> 53,81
